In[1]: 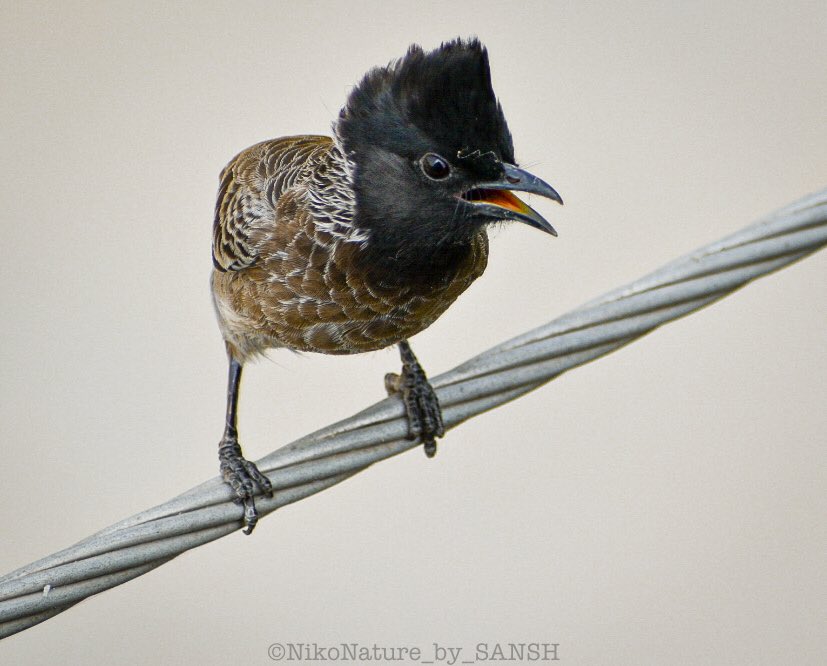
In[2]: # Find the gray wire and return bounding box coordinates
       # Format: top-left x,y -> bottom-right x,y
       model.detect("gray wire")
2,188 -> 825,639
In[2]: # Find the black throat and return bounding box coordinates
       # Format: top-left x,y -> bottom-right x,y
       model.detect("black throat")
355,226 -> 479,290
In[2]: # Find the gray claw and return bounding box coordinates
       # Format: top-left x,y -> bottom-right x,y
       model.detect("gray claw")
219,440 -> 272,534
391,345 -> 445,457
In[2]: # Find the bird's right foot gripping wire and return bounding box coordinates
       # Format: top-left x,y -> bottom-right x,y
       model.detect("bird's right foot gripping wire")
385,340 -> 446,458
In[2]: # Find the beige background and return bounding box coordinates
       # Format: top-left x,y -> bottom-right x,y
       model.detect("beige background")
2,1 -> 825,664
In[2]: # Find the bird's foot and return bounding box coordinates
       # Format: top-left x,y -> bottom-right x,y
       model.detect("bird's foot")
218,439 -> 273,535
385,352 -> 445,458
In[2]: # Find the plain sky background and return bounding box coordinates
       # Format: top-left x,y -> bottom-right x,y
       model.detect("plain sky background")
1,1 -> 825,664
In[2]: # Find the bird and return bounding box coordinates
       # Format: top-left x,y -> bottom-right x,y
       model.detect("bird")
211,38 -> 563,534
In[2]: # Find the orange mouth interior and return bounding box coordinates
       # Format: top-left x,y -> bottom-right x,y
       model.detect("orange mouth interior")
462,188 -> 531,214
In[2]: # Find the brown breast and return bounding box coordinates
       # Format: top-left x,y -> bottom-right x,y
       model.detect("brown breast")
214,194 -> 488,357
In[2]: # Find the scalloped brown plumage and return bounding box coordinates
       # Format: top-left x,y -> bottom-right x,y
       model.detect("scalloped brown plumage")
211,135 -> 488,359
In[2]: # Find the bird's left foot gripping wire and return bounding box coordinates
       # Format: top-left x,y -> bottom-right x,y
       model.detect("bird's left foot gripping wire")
219,351 -> 273,534
219,439 -> 273,534
385,340 -> 445,457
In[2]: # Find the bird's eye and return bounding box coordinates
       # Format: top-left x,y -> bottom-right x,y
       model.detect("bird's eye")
420,153 -> 451,180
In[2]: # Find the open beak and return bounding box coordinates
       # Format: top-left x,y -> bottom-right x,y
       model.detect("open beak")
461,163 -> 563,236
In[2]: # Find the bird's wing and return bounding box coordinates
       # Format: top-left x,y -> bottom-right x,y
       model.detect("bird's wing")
212,135 -> 333,272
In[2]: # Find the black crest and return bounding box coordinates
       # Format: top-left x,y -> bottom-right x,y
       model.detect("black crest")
337,38 -> 514,164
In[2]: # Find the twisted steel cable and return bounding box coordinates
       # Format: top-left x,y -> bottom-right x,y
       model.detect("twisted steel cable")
1,188 -> 825,639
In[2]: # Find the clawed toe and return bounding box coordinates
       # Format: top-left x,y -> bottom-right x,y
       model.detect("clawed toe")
219,440 -> 272,534
390,341 -> 446,457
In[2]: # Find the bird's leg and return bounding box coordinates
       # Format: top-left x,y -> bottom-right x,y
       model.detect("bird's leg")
218,353 -> 273,534
385,340 -> 445,458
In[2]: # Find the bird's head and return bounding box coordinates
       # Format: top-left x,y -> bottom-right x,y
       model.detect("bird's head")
335,38 -> 562,272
